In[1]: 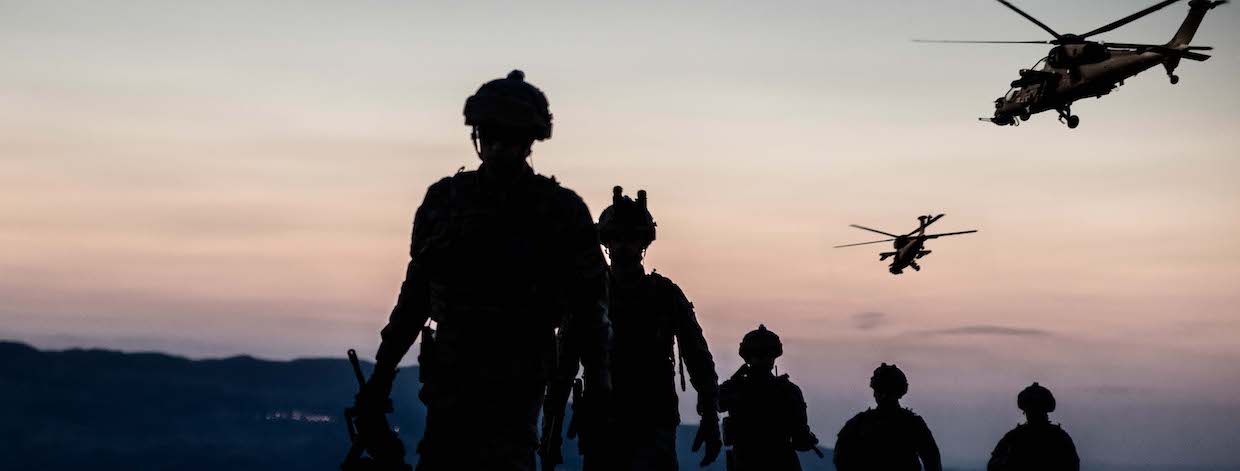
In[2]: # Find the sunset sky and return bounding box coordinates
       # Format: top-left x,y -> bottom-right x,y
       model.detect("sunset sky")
2,0 -> 1239,468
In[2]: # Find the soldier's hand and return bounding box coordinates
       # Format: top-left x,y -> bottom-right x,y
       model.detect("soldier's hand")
538,444 -> 562,471
354,414 -> 406,465
354,369 -> 397,415
693,416 -> 723,467
792,431 -> 820,452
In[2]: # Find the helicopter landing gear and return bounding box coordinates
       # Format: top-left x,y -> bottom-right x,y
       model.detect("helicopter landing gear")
1057,107 -> 1080,129
1019,109 -> 1031,121
1169,74 -> 1180,85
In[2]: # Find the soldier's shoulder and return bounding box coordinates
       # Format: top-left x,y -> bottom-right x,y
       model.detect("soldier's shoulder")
900,407 -> 928,423
999,424 -> 1024,441
429,174 -> 462,191
422,174 -> 466,204
776,375 -> 806,396
533,174 -> 590,207
530,172 -> 567,193
1049,422 -> 1074,437
846,408 -> 877,424
647,271 -> 684,293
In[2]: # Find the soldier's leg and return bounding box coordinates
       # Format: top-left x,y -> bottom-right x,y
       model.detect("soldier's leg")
415,379 -> 542,471
470,377 -> 544,470
644,425 -> 679,471
584,422 -> 676,471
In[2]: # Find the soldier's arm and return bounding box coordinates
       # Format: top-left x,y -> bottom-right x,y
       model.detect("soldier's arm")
786,382 -> 819,451
915,415 -> 943,471
717,377 -> 737,412
370,180 -> 448,389
987,430 -> 1015,471
833,417 -> 857,471
559,191 -> 611,393
1062,428 -> 1081,471
668,279 -> 720,418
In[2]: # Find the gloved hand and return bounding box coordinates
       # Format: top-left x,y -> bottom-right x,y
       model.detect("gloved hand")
354,368 -> 397,415
538,441 -> 563,471
352,369 -> 406,466
792,430 -> 820,452
354,414 -> 407,465
692,415 -> 723,467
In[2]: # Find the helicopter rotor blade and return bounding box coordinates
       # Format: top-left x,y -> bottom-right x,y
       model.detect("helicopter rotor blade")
904,214 -> 945,236
994,0 -> 1063,39
922,230 -> 979,240
1080,0 -> 1184,39
834,239 -> 897,249
913,39 -> 1052,44
849,224 -> 900,238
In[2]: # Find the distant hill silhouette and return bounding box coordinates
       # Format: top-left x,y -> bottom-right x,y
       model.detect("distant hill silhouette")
1,341 -> 1207,471
0,341 -> 830,470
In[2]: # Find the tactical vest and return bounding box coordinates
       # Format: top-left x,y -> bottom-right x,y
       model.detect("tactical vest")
419,170 -> 573,330
723,374 -> 801,447
608,272 -> 682,422
991,422 -> 1078,471
838,408 -> 928,471
414,170 -> 577,388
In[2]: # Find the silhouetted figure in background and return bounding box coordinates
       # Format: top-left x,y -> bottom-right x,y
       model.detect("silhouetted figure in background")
988,383 -> 1080,471
354,70 -> 612,471
834,363 -> 942,471
719,325 -> 819,470
578,186 -> 721,470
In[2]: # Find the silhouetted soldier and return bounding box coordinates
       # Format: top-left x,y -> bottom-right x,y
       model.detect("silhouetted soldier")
354,70 -> 612,471
988,383 -> 1080,471
719,325 -> 819,470
834,363 -> 942,471
575,186 -> 721,470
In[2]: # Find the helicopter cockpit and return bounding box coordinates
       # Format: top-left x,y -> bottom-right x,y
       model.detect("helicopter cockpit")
998,58 -> 1058,107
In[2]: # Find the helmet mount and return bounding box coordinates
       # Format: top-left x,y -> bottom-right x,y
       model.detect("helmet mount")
598,186 -> 657,247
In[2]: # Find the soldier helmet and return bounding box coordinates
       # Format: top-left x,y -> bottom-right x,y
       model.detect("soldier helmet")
1017,382 -> 1056,413
597,186 -> 657,246
463,69 -> 553,141
739,324 -> 783,361
870,363 -> 909,397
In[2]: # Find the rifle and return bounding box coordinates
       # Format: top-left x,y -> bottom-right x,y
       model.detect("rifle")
539,327 -> 580,471
538,373 -> 572,471
341,349 -> 412,471
566,378 -> 585,445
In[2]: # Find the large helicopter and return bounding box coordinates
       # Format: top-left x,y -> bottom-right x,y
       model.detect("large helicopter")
835,215 -> 977,275
918,0 -> 1227,129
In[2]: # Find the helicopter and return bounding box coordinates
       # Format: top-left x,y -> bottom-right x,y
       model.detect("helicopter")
835,214 -> 977,275
917,0 -> 1227,129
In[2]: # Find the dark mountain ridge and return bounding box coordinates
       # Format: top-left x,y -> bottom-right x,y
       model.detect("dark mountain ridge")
2,341 -> 829,470
3,341 -> 1204,471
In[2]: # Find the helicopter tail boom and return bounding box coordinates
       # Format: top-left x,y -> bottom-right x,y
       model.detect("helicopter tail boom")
1168,0 -> 1227,48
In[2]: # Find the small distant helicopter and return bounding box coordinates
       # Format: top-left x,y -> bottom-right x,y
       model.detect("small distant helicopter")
917,0 -> 1227,128
835,215 -> 977,275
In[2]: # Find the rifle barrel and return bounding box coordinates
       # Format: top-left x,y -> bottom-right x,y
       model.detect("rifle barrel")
347,349 -> 366,386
